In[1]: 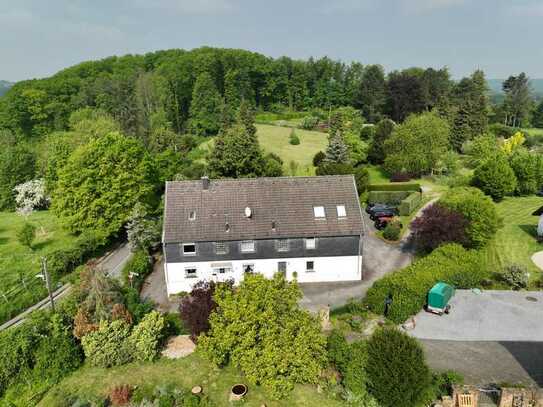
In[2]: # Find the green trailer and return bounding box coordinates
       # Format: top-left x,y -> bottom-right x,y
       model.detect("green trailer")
427,282 -> 455,315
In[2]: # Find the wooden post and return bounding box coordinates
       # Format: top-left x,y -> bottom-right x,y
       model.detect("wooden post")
41,257 -> 55,312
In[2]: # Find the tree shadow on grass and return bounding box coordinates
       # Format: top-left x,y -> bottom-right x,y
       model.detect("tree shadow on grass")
0,237 -> 8,246
32,239 -> 54,251
519,224 -> 539,239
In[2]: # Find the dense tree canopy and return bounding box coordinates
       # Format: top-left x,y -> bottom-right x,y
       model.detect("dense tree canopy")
199,273 -> 326,398
384,112 -> 450,176
52,132 -> 158,235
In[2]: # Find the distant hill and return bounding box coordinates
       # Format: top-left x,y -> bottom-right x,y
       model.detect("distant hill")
487,78 -> 543,96
0,81 -> 13,97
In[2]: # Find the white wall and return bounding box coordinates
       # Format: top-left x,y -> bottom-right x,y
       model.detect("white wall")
164,255 -> 362,295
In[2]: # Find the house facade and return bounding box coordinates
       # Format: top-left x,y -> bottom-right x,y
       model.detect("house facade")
162,175 -> 364,295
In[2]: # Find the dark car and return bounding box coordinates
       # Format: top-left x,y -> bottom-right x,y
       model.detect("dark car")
370,208 -> 397,220
366,203 -> 397,216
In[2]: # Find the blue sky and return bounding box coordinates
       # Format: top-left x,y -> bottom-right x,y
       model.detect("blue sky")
1,0 -> 542,81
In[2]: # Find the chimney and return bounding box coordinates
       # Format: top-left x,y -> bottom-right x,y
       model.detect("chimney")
201,176 -> 210,190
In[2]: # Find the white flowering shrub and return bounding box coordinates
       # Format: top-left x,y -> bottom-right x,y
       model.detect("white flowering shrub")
14,179 -> 50,216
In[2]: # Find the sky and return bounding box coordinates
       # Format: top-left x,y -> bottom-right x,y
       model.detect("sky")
1,0 -> 542,82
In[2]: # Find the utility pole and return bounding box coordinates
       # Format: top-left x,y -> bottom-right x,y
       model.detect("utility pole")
40,257 -> 55,312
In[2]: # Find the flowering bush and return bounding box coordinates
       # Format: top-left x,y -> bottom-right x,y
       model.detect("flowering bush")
14,179 -> 49,216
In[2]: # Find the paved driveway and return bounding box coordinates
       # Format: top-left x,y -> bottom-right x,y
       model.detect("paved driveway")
409,290 -> 543,341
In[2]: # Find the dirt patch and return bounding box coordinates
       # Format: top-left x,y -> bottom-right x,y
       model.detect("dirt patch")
161,335 -> 196,359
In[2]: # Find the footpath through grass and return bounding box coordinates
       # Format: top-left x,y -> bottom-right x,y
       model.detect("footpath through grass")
0,210 -> 75,324
39,354 -> 344,407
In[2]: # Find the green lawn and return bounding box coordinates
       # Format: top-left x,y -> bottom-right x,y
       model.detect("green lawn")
256,124 -> 328,175
39,354 -> 344,407
0,210 -> 75,324
481,196 -> 543,285
199,124 -> 329,176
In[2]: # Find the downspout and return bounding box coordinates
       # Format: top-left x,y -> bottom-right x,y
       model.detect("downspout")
352,175 -> 365,280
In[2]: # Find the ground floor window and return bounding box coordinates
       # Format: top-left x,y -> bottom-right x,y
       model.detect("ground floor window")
306,261 -> 315,272
185,267 -> 198,278
243,264 -> 255,273
213,267 -> 232,274
278,261 -> 287,274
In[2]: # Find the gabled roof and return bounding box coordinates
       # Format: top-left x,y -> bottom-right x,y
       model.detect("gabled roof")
163,175 -> 364,243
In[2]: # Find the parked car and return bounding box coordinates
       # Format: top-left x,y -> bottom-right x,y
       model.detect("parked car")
374,216 -> 403,230
370,208 -> 397,221
366,203 -> 398,216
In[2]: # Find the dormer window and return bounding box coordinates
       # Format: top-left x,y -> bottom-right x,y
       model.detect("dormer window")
336,205 -> 346,218
276,239 -> 289,252
182,243 -> 196,256
189,210 -> 196,221
313,206 -> 325,218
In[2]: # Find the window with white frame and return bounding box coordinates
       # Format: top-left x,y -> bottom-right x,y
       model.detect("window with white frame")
213,266 -> 232,274
240,240 -> 255,253
182,243 -> 196,256
215,241 -> 228,254
306,261 -> 315,272
276,239 -> 289,252
313,206 -> 326,218
305,238 -> 316,250
336,205 -> 347,217
185,267 -> 197,278
243,264 -> 255,273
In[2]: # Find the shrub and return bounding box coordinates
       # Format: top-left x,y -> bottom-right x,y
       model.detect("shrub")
81,320 -> 132,368
316,162 -> 354,176
409,204 -> 469,252
110,385 -> 132,406
313,151 -> 326,167
300,115 -> 319,130
398,192 -> 421,216
180,281 -> 225,339
111,303 -> 133,325
509,150 -> 538,195
390,172 -> 412,182
122,250 -> 153,291
364,244 -> 487,323
501,264 -> 529,290
17,222 -> 36,249
289,129 -> 300,145
263,155 -> 284,177
382,221 -> 401,241
473,155 -> 517,200
343,341 -> 369,395
129,311 -> 166,362
124,287 -> 155,323
489,123 -> 516,138
327,330 -> 350,373
366,327 -> 431,407
439,187 -> 501,248
354,167 -> 370,194
430,371 -> 464,400
14,179 -> 50,215
198,273 -> 327,399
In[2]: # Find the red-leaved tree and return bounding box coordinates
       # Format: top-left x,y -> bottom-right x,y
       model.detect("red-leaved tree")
409,203 -> 469,252
180,280 -> 233,340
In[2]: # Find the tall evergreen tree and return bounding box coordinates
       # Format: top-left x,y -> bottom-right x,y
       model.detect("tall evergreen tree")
368,118 -> 395,164
188,72 -> 222,136
450,105 -> 471,152
324,131 -> 350,164
502,73 -> 533,127
532,100 -> 543,129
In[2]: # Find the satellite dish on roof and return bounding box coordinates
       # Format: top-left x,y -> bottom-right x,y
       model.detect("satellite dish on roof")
245,207 -> 252,218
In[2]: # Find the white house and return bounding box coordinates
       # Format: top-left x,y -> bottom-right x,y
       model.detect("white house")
162,175 -> 364,295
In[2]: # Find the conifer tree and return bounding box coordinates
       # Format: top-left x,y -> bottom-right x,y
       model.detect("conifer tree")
188,72 -> 222,136
450,104 -> 471,151
324,131 -> 350,164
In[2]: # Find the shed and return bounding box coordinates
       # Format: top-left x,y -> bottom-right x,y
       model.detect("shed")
427,282 -> 455,313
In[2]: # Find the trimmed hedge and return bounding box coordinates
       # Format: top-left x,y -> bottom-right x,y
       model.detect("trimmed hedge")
368,191 -> 410,205
368,183 -> 421,192
364,244 -> 488,323
398,192 -> 422,216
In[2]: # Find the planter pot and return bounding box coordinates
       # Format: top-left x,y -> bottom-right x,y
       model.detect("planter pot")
230,384 -> 248,401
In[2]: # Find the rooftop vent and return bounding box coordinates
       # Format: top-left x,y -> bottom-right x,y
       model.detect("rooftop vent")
225,222 -> 230,232
201,176 -> 210,190
245,207 -> 252,218
271,221 -> 276,231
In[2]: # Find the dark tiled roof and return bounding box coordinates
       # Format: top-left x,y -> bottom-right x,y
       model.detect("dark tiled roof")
163,175 -> 363,243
